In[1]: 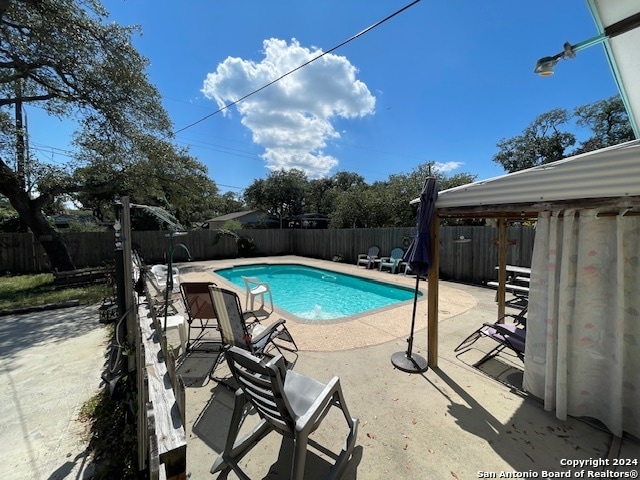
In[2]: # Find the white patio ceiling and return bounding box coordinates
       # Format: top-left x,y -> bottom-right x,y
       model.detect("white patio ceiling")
587,0 -> 640,138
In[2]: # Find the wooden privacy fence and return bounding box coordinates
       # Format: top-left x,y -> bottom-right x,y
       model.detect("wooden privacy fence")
0,226 -> 535,284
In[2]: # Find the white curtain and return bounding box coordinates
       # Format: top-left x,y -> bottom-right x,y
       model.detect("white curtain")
524,208 -> 640,438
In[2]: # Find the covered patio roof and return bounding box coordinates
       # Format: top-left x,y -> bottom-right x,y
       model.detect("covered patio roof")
428,139 -> 640,218
419,139 -> 640,367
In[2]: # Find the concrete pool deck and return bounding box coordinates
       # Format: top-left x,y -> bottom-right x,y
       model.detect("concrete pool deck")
171,256 -> 640,479
176,255 -> 476,352
4,255 -> 638,479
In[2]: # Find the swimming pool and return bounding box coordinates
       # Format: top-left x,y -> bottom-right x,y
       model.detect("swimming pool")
213,263 -> 420,322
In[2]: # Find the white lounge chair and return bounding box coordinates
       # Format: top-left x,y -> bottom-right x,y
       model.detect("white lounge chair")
150,264 -> 180,292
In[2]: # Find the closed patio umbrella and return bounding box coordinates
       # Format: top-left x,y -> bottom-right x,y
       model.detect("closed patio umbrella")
391,176 -> 438,373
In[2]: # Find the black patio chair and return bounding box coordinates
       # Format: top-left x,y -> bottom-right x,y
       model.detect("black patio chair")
454,306 -> 527,367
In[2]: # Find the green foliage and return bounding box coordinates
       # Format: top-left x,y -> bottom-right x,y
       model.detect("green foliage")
0,201 -> 21,232
0,273 -> 110,310
73,139 -> 220,225
236,236 -> 257,257
243,169 -> 308,227
573,96 -> 634,154
67,220 -> 106,233
493,96 -> 633,173
212,229 -> 257,257
222,219 -> 243,231
329,163 -> 476,228
493,108 -> 576,173
80,386 -> 138,479
215,192 -> 244,216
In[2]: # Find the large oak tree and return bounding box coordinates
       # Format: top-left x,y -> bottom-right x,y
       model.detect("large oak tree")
493,96 -> 634,173
0,0 -> 172,270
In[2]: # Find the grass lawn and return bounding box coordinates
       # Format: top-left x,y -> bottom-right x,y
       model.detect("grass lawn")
0,273 -> 112,311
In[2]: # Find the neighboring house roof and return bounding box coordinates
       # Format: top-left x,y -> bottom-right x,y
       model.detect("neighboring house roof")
52,213 -> 95,227
412,139 -> 640,214
205,210 -> 264,222
206,210 -> 279,227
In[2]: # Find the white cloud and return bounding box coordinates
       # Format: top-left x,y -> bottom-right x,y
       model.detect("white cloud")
432,161 -> 463,173
201,38 -> 376,178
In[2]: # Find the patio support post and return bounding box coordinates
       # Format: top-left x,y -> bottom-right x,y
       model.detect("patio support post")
120,196 -> 137,371
427,216 -> 440,367
497,218 -> 507,322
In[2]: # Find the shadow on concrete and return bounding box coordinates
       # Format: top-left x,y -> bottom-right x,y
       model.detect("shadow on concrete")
46,448 -> 94,480
0,304 -> 100,367
425,367 -> 610,472
192,384 -> 236,453
257,441 -> 363,480
192,382 -> 363,479
454,343 -> 525,393
177,348 -> 223,388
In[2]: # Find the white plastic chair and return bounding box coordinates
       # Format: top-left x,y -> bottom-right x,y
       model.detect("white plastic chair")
241,276 -> 274,312
378,248 -> 405,274
150,264 -> 180,292
163,314 -> 187,355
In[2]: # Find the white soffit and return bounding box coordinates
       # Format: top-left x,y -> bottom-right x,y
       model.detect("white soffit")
588,0 -> 640,138
428,140 -> 640,209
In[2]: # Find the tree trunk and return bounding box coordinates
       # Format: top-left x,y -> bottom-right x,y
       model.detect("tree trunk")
0,157 -> 75,271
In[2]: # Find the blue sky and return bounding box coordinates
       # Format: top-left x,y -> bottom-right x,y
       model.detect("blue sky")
27,0 -> 620,196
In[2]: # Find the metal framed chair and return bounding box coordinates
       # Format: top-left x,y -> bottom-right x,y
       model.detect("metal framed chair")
454,306 -> 527,367
211,346 -> 358,480
208,285 -> 298,381
179,281 -> 218,352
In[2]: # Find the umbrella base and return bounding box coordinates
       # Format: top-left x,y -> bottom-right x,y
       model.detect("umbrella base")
391,351 -> 429,373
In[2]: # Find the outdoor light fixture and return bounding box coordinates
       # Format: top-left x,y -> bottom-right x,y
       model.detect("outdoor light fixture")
534,11 -> 640,76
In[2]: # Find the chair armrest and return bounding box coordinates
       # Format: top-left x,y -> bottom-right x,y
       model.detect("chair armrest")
483,322 -> 524,338
295,376 -> 341,432
252,318 -> 287,344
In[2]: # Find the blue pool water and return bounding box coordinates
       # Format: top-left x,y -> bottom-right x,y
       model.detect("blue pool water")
213,263 -> 419,321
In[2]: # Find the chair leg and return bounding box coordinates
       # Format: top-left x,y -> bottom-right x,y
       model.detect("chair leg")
290,435 -> 309,480
208,350 -> 227,382
453,329 -> 483,353
212,391 -> 273,477
332,388 -> 359,479
473,344 -> 506,367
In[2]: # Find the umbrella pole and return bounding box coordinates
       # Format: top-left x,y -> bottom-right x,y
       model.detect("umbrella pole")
406,275 -> 420,356
391,275 -> 428,373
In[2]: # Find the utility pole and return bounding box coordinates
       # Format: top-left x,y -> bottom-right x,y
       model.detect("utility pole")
15,78 -> 26,191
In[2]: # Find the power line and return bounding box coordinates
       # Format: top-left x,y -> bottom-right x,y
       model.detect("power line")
173,0 -> 421,135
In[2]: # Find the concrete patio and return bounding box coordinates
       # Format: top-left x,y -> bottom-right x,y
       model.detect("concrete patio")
171,256 -> 640,479
3,255 -> 638,479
